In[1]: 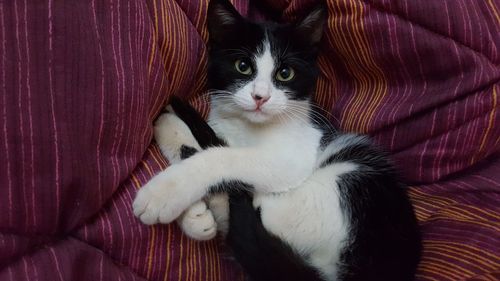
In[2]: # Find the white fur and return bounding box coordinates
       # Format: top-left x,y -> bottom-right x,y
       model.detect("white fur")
133,40 -> 350,279
154,106 -> 202,162
177,200 -> 217,240
255,162 -> 356,280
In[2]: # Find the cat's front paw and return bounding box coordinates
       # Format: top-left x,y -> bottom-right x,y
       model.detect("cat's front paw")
178,201 -> 217,240
155,106 -> 200,164
133,168 -> 192,225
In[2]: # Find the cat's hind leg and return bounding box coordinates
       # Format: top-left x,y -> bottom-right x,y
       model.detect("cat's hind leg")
154,107 -> 217,240
207,193 -> 230,236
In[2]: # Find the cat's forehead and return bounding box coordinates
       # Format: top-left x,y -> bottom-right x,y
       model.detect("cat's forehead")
227,22 -> 306,58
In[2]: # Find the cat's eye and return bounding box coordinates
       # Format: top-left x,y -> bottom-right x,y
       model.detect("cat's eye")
235,59 -> 253,75
276,66 -> 295,82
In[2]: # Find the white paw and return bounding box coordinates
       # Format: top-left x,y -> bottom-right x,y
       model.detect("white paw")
133,166 -> 193,225
178,201 -> 217,241
154,108 -> 200,164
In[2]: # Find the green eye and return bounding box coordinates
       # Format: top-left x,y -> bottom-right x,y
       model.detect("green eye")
276,66 -> 295,82
235,59 -> 253,75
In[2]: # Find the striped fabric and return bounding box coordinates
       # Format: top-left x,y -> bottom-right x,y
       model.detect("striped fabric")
0,0 -> 498,281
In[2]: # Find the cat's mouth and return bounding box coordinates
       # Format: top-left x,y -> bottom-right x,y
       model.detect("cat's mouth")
241,107 -> 274,123
245,107 -> 263,113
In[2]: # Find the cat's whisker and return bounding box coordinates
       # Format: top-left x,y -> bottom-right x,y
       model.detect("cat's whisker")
285,103 -> 339,130
284,105 -> 336,134
308,103 -> 340,123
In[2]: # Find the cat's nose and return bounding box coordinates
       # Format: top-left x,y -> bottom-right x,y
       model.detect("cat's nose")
252,94 -> 270,108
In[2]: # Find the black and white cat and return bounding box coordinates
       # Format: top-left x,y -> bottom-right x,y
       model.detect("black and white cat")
133,0 -> 421,280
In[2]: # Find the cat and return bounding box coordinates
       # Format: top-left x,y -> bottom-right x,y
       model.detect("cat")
133,0 -> 421,280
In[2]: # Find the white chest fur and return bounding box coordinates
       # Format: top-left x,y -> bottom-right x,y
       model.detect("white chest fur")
208,108 -> 347,280
208,108 -> 323,191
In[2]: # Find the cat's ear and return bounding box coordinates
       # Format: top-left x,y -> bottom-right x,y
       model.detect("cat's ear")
295,4 -> 327,46
207,0 -> 243,44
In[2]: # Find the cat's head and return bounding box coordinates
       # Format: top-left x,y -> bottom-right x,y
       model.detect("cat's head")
207,0 -> 326,123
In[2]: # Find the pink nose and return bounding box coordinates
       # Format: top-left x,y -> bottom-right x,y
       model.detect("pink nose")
252,94 -> 270,108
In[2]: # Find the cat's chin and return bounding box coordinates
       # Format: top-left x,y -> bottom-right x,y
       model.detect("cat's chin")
241,110 -> 275,124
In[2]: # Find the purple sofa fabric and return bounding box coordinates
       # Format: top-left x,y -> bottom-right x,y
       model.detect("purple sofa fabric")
0,0 -> 499,280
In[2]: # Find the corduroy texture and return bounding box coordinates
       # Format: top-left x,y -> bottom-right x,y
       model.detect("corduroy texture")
0,0 -> 498,280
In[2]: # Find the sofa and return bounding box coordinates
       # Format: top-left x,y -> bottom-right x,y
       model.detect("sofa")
0,0 -> 498,280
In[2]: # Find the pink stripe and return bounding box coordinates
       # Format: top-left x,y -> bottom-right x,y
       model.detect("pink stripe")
459,0 -> 481,92
14,0 -> 28,230
445,100 -> 458,177
49,248 -> 64,281
463,0 -> 474,57
91,0 -> 105,205
470,1 -> 484,56
433,107 -> 451,180
99,211 -> 108,250
48,0 -> 61,229
23,0 -> 36,228
115,0 -> 129,173
120,186 -> 140,266
139,1 -> 149,145
386,3 -> 411,149
7,267 -> 13,281
30,255 -> 39,280
123,186 -> 140,269
111,199 -> 126,261
419,109 -> 437,180
474,175 -> 500,187
405,0 -> 427,108
99,253 -> 104,281
102,210 -> 115,252
105,211 -> 114,252
0,4 -> 14,227
83,224 -> 88,241
110,0 -> 120,189
460,94 -> 471,169
466,88 -> 481,165
404,0 -> 430,181
22,258 -> 28,279
115,187 -> 137,267
134,0 -> 147,152
445,0 -> 466,175
124,0 -> 135,172
150,56 -> 163,116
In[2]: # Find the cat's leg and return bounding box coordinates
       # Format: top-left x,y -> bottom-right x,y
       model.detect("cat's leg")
207,193 -> 229,235
133,143 -> 316,224
154,106 -> 202,162
154,108 -> 217,240
177,199 -> 217,240
133,143 -> 314,224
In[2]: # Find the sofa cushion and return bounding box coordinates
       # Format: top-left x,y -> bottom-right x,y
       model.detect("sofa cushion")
0,0 -> 498,280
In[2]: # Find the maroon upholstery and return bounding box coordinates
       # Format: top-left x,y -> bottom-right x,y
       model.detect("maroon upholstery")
0,0 -> 498,280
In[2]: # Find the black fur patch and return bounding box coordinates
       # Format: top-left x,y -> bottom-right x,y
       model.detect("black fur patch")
321,140 -> 421,281
180,145 -> 198,160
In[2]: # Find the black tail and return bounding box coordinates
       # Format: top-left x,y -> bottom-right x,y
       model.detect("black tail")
169,97 -> 324,281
